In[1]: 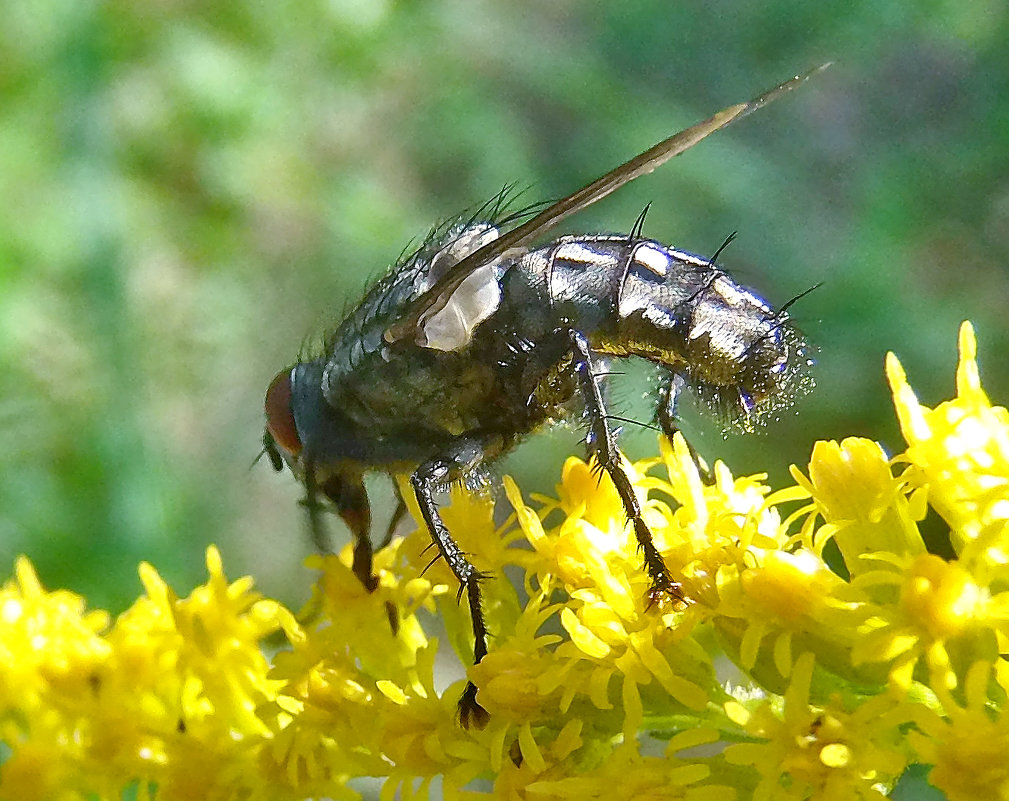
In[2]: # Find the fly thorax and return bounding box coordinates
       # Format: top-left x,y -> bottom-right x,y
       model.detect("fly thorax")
420,222 -> 500,293
416,223 -> 504,352
417,263 -> 503,351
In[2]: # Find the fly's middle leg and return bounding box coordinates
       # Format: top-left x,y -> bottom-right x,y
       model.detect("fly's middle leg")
380,485 -> 409,550
411,433 -> 503,730
567,329 -> 686,605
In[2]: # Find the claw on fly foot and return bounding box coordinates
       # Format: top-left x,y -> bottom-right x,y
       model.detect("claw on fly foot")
647,579 -> 691,613
385,600 -> 399,636
458,681 -> 490,729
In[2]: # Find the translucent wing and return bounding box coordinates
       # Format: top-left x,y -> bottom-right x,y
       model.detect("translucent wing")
384,63 -> 829,345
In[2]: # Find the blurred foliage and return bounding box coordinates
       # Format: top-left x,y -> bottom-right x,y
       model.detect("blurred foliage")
1,0 -> 1007,624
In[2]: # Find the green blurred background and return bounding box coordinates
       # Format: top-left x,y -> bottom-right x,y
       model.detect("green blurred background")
2,0 -> 1007,623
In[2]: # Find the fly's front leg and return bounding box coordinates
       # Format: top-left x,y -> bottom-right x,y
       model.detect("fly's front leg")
568,330 -> 685,605
313,466 -> 400,633
411,433 -> 503,729
301,463 -> 335,556
315,468 -> 378,591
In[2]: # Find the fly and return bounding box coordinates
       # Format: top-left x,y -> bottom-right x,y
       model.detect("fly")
263,65 -> 827,727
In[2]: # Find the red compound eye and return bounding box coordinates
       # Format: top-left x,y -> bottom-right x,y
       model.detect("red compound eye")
264,369 -> 302,457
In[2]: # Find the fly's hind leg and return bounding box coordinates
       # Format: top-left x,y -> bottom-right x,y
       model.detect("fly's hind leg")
411,433 -> 503,730
656,373 -> 687,447
657,372 -> 711,479
567,329 -> 685,605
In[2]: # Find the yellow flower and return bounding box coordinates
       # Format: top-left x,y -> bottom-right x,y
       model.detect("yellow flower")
503,458 -> 714,739
908,660 -> 1009,801
6,320 -> 1009,800
465,586 -> 564,724
0,548 -> 292,801
716,548 -> 868,690
887,321 -> 1009,556
493,732 -> 737,801
0,556 -> 110,715
0,558 -> 111,801
647,438 -> 871,690
848,551 -> 1003,692
791,437 -> 926,571
650,434 -> 789,606
724,653 -> 909,800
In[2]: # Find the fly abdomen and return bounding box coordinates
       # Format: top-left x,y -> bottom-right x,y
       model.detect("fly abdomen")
515,233 -> 723,349
512,233 -> 812,430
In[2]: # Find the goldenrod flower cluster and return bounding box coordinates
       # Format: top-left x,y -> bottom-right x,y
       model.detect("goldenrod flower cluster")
4,321 -> 1009,800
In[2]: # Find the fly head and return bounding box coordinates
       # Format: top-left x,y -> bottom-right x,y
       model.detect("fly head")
264,366 -> 301,473
263,360 -> 358,477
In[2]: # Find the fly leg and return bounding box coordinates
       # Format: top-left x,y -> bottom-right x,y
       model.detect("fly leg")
411,433 -> 503,729
315,468 -> 378,591
307,465 -> 399,632
657,373 -> 710,479
301,463 -> 336,556
379,483 -> 409,549
656,373 -> 688,446
568,329 -> 686,605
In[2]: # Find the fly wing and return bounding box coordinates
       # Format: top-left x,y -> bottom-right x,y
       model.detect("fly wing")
384,63 -> 829,345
